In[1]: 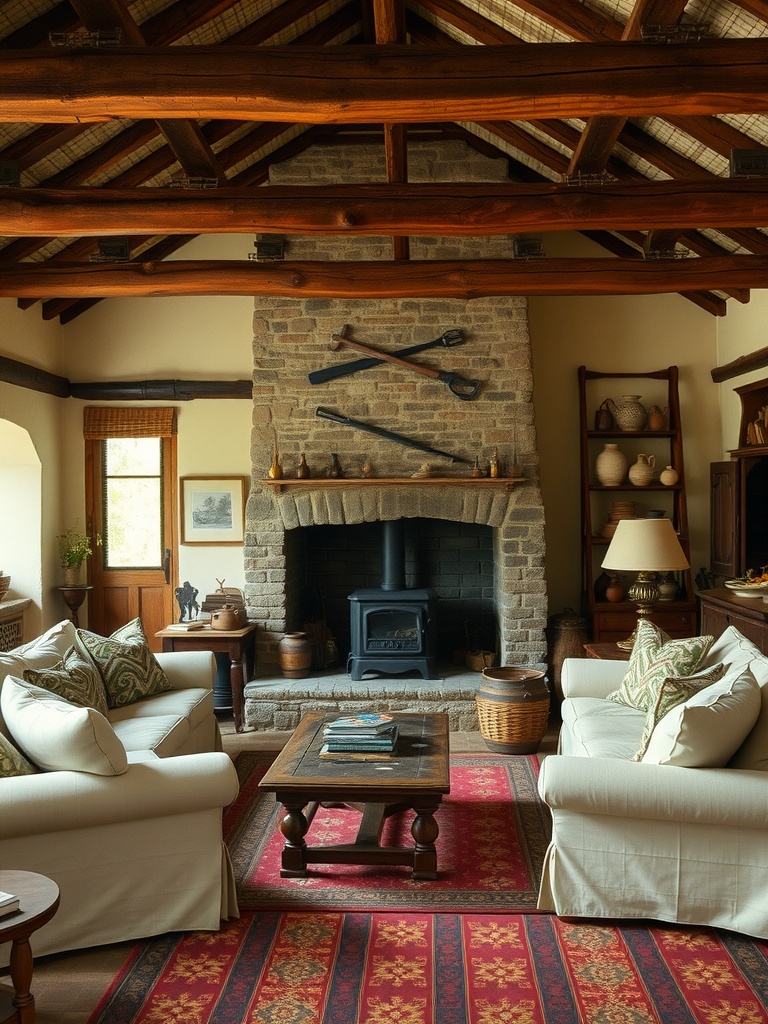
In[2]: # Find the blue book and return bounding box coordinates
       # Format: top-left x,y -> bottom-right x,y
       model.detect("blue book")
324,713 -> 395,735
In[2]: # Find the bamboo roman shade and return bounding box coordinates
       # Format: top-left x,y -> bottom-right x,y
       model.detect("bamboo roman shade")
83,407 -> 177,439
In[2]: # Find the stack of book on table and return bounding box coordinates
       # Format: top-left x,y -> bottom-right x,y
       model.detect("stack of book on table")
319,713 -> 398,759
0,890 -> 20,918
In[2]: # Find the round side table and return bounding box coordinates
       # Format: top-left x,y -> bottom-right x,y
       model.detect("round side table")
0,871 -> 60,1024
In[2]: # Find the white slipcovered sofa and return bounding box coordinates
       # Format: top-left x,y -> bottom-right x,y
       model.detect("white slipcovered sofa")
0,619 -> 240,963
537,624 -> 768,939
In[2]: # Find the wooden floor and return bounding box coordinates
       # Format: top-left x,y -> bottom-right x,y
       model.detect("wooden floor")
3,715 -> 560,1024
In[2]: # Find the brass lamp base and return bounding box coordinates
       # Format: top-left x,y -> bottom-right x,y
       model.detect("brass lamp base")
615,572 -> 660,651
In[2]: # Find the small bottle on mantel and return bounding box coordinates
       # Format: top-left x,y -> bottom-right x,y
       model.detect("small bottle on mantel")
296,453 -> 311,479
268,449 -> 283,480
489,448 -> 500,478
327,453 -> 344,478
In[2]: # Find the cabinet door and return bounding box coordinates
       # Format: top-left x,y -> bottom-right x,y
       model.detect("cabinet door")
710,461 -> 738,578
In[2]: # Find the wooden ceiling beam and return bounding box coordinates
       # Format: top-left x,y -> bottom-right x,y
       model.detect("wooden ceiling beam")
5,180 -> 768,236
373,0 -> 409,261
2,256 -> 768,299
3,41 -> 768,123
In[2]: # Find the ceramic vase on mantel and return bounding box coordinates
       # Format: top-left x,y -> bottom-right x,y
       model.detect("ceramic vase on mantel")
595,443 -> 628,486
278,632 -> 313,679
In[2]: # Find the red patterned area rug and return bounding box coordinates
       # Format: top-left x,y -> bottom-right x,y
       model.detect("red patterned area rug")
225,751 -> 551,913
87,911 -> 768,1024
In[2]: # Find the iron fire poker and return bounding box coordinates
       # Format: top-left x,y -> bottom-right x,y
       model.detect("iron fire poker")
315,408 -> 472,464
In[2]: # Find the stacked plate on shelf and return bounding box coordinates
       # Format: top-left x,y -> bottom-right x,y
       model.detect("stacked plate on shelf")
600,501 -> 638,540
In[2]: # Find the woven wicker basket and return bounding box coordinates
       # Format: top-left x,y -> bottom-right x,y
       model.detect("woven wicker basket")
475,667 -> 550,754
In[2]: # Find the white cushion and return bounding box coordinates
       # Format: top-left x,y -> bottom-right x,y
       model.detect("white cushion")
701,627 -> 768,771
641,666 -> 761,768
1,620 -> 77,737
0,675 -> 128,776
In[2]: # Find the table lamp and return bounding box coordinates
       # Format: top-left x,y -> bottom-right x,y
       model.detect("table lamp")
601,517 -> 689,650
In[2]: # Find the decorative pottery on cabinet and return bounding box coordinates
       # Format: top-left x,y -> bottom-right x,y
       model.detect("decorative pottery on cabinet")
595,443 -> 628,486
660,465 -> 679,486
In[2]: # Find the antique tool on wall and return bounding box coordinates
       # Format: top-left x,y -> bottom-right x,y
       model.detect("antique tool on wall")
308,329 -> 464,385
329,327 -> 480,400
316,407 -> 472,463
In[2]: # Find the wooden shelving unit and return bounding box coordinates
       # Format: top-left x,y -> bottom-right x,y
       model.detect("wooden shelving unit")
262,476 -> 525,494
578,366 -> 696,643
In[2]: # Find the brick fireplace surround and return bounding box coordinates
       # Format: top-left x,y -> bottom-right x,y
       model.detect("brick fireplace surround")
242,141 -> 548,730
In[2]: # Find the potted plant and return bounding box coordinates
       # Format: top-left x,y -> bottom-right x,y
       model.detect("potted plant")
57,524 -> 101,585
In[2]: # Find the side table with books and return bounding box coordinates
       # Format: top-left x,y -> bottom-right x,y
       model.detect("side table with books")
0,870 -> 60,1024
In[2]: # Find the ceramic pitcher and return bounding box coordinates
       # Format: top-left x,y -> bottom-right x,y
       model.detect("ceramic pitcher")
607,396 -> 648,432
628,453 -> 655,486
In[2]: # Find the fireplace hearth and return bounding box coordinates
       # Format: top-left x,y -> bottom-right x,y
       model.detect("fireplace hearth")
348,520 -> 438,680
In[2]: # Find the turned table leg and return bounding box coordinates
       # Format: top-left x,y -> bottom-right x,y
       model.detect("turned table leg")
411,799 -> 441,880
9,936 -> 36,1024
279,802 -> 310,877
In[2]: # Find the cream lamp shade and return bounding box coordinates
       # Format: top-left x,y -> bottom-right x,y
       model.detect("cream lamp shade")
601,517 -> 689,573
601,518 -> 689,650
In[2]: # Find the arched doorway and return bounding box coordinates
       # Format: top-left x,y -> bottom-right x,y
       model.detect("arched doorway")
0,419 -> 42,638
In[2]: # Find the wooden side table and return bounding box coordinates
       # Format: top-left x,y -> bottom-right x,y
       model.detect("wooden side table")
0,870 -> 60,1024
584,642 -> 631,661
155,623 -> 257,733
57,585 -> 92,628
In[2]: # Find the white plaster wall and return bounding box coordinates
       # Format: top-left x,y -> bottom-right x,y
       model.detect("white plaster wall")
60,234 -> 254,601
529,232 -> 721,615
0,298 -> 64,634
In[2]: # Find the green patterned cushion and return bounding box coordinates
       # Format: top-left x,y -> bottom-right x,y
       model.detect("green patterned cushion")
0,731 -> 36,777
23,644 -> 108,717
76,618 -> 173,709
632,662 -> 727,761
607,619 -> 714,713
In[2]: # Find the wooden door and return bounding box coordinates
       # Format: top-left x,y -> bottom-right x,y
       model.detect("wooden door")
85,432 -> 177,650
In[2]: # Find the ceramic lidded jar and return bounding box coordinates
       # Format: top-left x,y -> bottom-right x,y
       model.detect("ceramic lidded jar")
595,443 -> 628,486
609,395 -> 648,432
278,632 -> 312,678
628,453 -> 656,486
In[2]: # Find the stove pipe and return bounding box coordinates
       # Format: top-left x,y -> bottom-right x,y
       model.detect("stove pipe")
381,519 -> 406,591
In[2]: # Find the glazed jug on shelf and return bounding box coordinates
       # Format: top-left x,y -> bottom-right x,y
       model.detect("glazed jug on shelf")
628,453 -> 656,486
606,396 -> 648,432
647,405 -> 668,431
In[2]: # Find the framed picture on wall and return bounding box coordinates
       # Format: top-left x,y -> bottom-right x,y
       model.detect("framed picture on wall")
180,476 -> 248,545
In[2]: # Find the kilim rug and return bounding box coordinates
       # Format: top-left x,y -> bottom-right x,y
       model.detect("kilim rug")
87,910 -> 768,1024
225,751 -> 552,913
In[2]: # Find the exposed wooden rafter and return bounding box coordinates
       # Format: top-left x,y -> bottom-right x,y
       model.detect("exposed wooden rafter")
2,41 -> 768,123
4,181 -> 768,236
2,257 -> 768,299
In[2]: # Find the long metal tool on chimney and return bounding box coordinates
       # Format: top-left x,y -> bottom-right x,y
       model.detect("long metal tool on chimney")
308,329 -> 464,385
315,407 -> 472,463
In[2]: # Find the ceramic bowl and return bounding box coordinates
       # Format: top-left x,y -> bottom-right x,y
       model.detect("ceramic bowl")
724,580 -> 768,598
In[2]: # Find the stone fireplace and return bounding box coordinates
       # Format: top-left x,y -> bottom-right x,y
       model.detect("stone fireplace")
241,141 -> 548,712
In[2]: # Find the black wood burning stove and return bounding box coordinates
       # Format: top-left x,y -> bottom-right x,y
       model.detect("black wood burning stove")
347,520 -> 438,680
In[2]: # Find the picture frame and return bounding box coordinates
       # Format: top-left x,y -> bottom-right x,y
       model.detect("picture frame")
180,476 -> 247,545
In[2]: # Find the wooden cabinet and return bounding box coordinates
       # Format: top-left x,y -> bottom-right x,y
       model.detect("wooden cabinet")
698,588 -> 768,653
710,377 -> 768,580
578,366 -> 695,642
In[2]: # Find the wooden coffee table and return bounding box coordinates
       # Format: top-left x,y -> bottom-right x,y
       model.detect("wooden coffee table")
259,711 -> 451,880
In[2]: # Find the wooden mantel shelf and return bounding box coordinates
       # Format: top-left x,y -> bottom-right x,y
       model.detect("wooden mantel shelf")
261,476 -> 525,494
